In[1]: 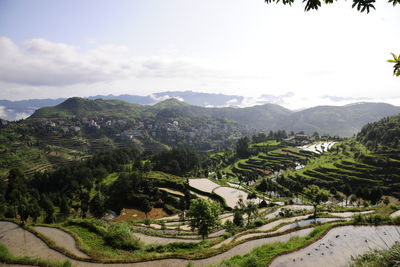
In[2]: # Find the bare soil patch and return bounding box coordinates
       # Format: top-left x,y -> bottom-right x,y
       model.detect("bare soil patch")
113,208 -> 168,222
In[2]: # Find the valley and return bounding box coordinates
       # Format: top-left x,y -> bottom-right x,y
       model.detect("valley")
1,98 -> 400,267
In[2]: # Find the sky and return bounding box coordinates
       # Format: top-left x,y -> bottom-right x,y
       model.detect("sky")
0,0 -> 399,110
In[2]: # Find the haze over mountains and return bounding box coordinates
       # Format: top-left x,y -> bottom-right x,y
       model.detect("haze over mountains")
0,91 -> 292,121
27,95 -> 400,137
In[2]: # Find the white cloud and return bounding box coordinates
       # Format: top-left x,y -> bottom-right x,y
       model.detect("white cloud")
149,93 -> 184,102
0,37 -> 231,88
0,106 -> 6,118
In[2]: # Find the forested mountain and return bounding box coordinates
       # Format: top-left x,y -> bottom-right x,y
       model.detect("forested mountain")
30,97 -> 399,137
282,103 -> 400,136
357,114 -> 400,151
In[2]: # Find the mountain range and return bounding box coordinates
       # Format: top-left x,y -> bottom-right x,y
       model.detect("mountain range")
0,91 -> 247,121
28,97 -> 400,137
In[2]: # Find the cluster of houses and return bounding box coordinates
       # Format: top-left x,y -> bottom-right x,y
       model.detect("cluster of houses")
35,116 -> 242,149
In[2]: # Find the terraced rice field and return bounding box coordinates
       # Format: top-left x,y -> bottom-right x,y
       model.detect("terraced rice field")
0,221 -> 312,266
1,210 -> 396,267
299,142 -> 336,154
188,178 -> 220,193
231,146 -> 313,177
33,226 -> 89,258
264,205 -> 313,220
270,225 -> 400,267
214,186 -> 262,208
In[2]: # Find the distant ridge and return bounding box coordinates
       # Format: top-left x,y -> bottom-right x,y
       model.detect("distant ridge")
28,97 -> 400,136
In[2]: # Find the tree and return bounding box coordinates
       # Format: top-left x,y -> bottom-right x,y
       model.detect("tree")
369,187 -> 383,205
29,200 -> 41,223
236,137 -> 251,158
303,185 -> 331,218
257,178 -> 268,192
233,208 -> 244,227
265,0 -> 400,75
89,193 -> 106,218
142,199 -> 152,218
264,0 -> 399,13
40,195 -> 55,223
244,201 -> 259,225
388,53 -> 400,76
187,199 -> 221,240
59,197 -> 70,219
343,184 -> 352,206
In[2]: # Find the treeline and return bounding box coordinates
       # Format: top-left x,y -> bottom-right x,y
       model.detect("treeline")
0,145 -> 201,223
357,114 -> 400,151
251,130 -> 289,143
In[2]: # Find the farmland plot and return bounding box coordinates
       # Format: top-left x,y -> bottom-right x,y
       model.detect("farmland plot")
300,141 -> 336,154
188,178 -> 220,193
270,225 -> 400,267
214,186 -> 263,208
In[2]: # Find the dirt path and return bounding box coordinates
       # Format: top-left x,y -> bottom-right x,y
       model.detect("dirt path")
270,225 -> 400,267
33,226 -> 89,258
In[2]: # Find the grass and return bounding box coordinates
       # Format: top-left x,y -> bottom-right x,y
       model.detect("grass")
210,223 -> 333,267
64,224 -> 140,259
102,172 -> 119,186
349,243 -> 400,267
0,243 -> 72,267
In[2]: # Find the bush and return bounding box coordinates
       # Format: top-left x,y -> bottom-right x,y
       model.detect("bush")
253,218 -> 265,227
279,208 -> 294,218
64,218 -> 107,234
146,242 -> 202,253
392,216 -> 400,225
353,214 -> 366,224
104,222 -> 143,250
365,214 -> 390,226
224,220 -> 238,235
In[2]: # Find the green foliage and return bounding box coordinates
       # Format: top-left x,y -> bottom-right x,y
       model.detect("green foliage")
218,223 -> 332,267
358,114 -> 400,151
264,0 -> 399,13
353,214 -> 392,225
145,241 -> 209,253
187,198 -> 221,240
236,137 -> 251,158
153,147 -> 201,176
388,53 -> 400,76
104,222 -> 143,250
89,192 -> 106,218
350,243 -> 400,267
303,185 -> 331,218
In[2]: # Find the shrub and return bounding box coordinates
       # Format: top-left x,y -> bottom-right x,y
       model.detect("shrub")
146,242 -> 201,253
391,216 -> 400,225
224,220 -> 238,235
353,214 -> 366,224
253,218 -> 265,227
104,222 -> 143,250
365,214 -> 390,225
64,218 -> 107,234
279,208 -> 294,218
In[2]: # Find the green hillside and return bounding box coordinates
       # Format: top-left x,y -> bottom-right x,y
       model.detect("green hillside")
282,103 -> 400,136
357,114 -> 400,151
280,140 -> 400,198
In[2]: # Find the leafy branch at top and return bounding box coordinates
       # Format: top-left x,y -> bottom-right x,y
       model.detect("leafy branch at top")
388,53 -> 400,77
264,0 -> 400,13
